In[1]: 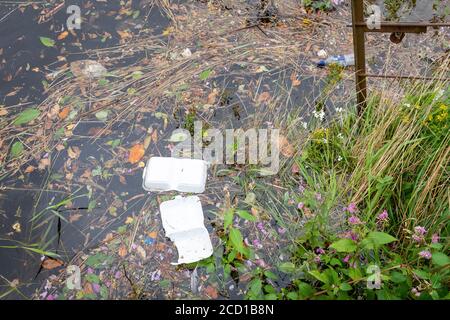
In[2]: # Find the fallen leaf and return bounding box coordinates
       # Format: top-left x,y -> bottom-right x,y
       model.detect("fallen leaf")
69,213 -> 82,223
118,245 -> 127,257
257,92 -> 271,104
290,73 -> 301,86
148,231 -> 157,239
279,135 -> 295,157
42,258 -> 64,270
0,106 -> 8,116
12,222 -> 21,233
125,217 -> 134,224
84,282 -> 94,295
136,245 -> 147,259
58,106 -> 70,119
57,31 -> 69,40
128,144 -> 145,164
24,165 -> 35,173
67,146 -> 80,159
204,285 -> 219,299
38,158 -> 50,170
207,90 -> 218,104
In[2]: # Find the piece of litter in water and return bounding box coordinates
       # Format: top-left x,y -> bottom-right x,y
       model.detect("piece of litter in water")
142,157 -> 207,193
159,196 -> 213,265
144,237 -> 155,245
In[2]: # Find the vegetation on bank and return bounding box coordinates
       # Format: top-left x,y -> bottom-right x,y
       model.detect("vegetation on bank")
228,80 -> 450,300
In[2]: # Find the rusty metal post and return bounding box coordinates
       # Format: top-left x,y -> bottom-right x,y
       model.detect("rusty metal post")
351,0 -> 367,115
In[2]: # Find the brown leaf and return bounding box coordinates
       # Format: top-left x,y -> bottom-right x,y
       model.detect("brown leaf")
257,92 -> 271,104
58,106 -> 70,120
38,158 -> 50,170
0,106 -> 8,116
24,165 -> 35,173
279,135 -> 295,157
84,282 -> 94,295
151,130 -> 158,143
207,90 -> 218,105
69,213 -> 82,223
67,146 -> 80,159
42,258 -> 64,270
118,245 -> 127,257
57,31 -> 69,40
136,245 -> 147,259
119,175 -> 127,185
204,285 -> 219,299
128,144 -> 145,164
290,73 -> 301,86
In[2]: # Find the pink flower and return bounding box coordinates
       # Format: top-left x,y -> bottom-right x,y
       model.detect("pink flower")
87,267 -> 94,274
314,256 -> 321,263
297,202 -> 305,210
419,250 -> 432,260
92,283 -> 101,294
114,271 -> 122,279
252,239 -> 262,249
331,0 -> 345,6
315,248 -> 325,255
344,202 -> 357,214
342,231 -> 358,241
411,287 -> 421,297
315,193 -> 322,202
277,227 -> 287,234
377,210 -> 388,221
414,226 -> 427,236
343,255 -> 351,263
298,184 -> 305,194
348,215 -> 362,225
431,234 -> 440,243
46,294 -> 55,300
255,259 -> 267,268
412,234 -> 424,243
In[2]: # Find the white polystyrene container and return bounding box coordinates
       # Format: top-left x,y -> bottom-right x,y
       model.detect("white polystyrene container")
142,157 -> 207,193
159,196 -> 213,264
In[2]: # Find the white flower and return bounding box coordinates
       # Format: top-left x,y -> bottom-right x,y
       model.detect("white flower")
336,107 -> 343,113
312,110 -> 325,121
322,138 -> 328,144
337,133 -> 344,139
302,121 -> 308,129
337,156 -> 343,161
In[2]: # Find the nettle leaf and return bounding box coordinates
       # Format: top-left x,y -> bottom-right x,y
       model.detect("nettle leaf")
229,227 -> 245,254
309,270 -> 328,284
131,71 -> 143,80
40,36 -> 55,47
199,69 -> 212,81
330,238 -> 357,253
278,262 -> 296,274
10,141 -> 24,158
366,232 -> 397,246
432,252 -> 450,267
236,209 -> 257,222
95,110 -> 109,121
223,208 -> 234,230
13,108 -> 40,125
339,283 -> 353,291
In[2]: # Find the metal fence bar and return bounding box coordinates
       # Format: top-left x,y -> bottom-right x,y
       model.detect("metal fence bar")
350,0 -> 450,114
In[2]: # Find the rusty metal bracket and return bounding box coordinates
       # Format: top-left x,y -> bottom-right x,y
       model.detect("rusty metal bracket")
351,0 -> 450,114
